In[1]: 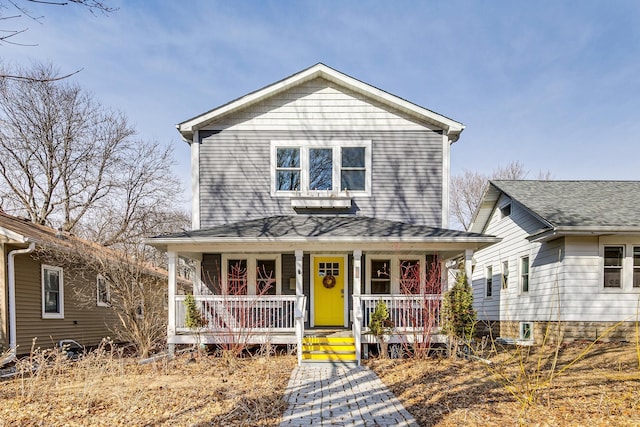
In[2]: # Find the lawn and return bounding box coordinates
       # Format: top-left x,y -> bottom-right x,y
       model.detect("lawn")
368,341 -> 640,426
0,342 -> 638,426
0,349 -> 296,426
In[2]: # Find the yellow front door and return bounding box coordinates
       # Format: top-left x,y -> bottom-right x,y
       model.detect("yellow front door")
313,256 -> 345,326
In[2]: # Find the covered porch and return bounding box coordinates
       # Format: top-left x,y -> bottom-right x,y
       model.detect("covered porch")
147,215 -> 498,365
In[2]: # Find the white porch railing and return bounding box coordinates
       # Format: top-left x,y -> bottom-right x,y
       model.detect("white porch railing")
355,294 -> 442,331
175,295 -> 298,333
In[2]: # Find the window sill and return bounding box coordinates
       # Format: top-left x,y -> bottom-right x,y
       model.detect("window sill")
291,196 -> 352,209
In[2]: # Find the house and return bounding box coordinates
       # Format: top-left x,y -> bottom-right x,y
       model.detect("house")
147,63 -> 498,364
0,212 -> 120,355
469,180 -> 640,343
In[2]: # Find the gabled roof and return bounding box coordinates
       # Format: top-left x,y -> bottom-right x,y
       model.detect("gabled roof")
177,63 -> 465,143
469,180 -> 640,240
147,215 -> 499,256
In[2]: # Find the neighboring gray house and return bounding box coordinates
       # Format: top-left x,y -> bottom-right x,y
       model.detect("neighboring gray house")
469,180 -> 640,343
148,63 -> 497,364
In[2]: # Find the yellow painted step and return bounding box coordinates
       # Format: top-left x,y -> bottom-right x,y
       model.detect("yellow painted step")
302,352 -> 357,361
303,337 -> 355,344
302,344 -> 355,352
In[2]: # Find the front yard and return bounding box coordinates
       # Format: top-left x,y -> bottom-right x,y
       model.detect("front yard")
368,341 -> 640,426
0,342 -> 638,426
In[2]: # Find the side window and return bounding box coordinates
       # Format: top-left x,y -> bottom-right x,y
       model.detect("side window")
42,265 -> 64,319
603,246 -> 623,288
97,275 -> 110,307
520,256 -> 529,293
634,247 -> 640,288
485,266 -> 493,297
501,261 -> 509,289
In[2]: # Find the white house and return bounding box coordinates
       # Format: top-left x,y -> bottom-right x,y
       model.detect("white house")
469,180 -> 640,343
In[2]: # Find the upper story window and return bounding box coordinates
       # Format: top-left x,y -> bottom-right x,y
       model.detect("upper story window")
42,265 -> 64,319
271,141 -> 371,196
499,203 -> 512,219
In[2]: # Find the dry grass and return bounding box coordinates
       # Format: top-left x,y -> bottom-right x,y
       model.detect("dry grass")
0,347 -> 296,427
2,342 -> 639,426
368,342 -> 640,426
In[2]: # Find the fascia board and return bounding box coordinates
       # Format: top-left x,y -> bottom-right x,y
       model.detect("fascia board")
0,226 -> 27,244
529,226 -> 640,242
146,235 -> 501,246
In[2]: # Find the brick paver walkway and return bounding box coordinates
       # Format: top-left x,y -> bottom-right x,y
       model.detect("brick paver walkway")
279,365 -> 419,427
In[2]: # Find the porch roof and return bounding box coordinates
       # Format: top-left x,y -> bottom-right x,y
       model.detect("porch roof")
146,215 -> 499,255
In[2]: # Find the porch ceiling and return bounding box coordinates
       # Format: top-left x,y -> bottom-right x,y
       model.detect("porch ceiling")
146,215 -> 499,257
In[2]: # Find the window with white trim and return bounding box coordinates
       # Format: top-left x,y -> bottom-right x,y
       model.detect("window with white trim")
520,322 -> 533,340
42,265 -> 64,319
222,254 -> 281,295
97,275 -> 110,307
271,141 -> 371,195
501,260 -> 509,289
604,246 -> 624,288
485,266 -> 493,297
520,256 -> 529,293
634,247 -> 640,288
367,255 -> 425,294
598,242 -> 640,290
370,259 -> 391,294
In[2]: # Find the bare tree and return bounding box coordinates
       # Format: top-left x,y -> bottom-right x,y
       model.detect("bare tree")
1,0 -> 115,46
32,236 -> 169,358
450,160 -> 551,230
0,62 -> 187,248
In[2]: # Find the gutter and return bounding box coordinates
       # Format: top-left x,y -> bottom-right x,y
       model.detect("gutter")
7,242 -> 35,354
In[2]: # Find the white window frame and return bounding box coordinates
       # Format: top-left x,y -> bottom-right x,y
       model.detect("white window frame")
365,255 -> 425,294
520,321 -> 533,341
519,255 -> 530,294
221,254 -> 281,295
485,265 -> 493,298
96,274 -> 110,307
501,260 -> 509,290
598,238 -> 640,292
270,140 -> 372,196
42,264 -> 64,319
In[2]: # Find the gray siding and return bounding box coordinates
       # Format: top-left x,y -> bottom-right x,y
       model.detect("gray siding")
198,130 -> 443,227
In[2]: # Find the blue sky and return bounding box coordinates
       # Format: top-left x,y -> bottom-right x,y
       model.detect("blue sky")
4,0 -> 640,207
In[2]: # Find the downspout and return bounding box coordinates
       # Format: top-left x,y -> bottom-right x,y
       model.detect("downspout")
7,242 -> 35,354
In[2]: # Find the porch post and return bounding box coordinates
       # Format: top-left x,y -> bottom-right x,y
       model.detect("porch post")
295,250 -> 304,365
167,251 -> 177,356
295,250 -> 304,296
192,259 -> 202,295
464,249 -> 474,287
353,249 -> 362,366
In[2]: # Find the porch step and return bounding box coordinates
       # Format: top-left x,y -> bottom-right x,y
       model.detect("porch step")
301,336 -> 357,363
